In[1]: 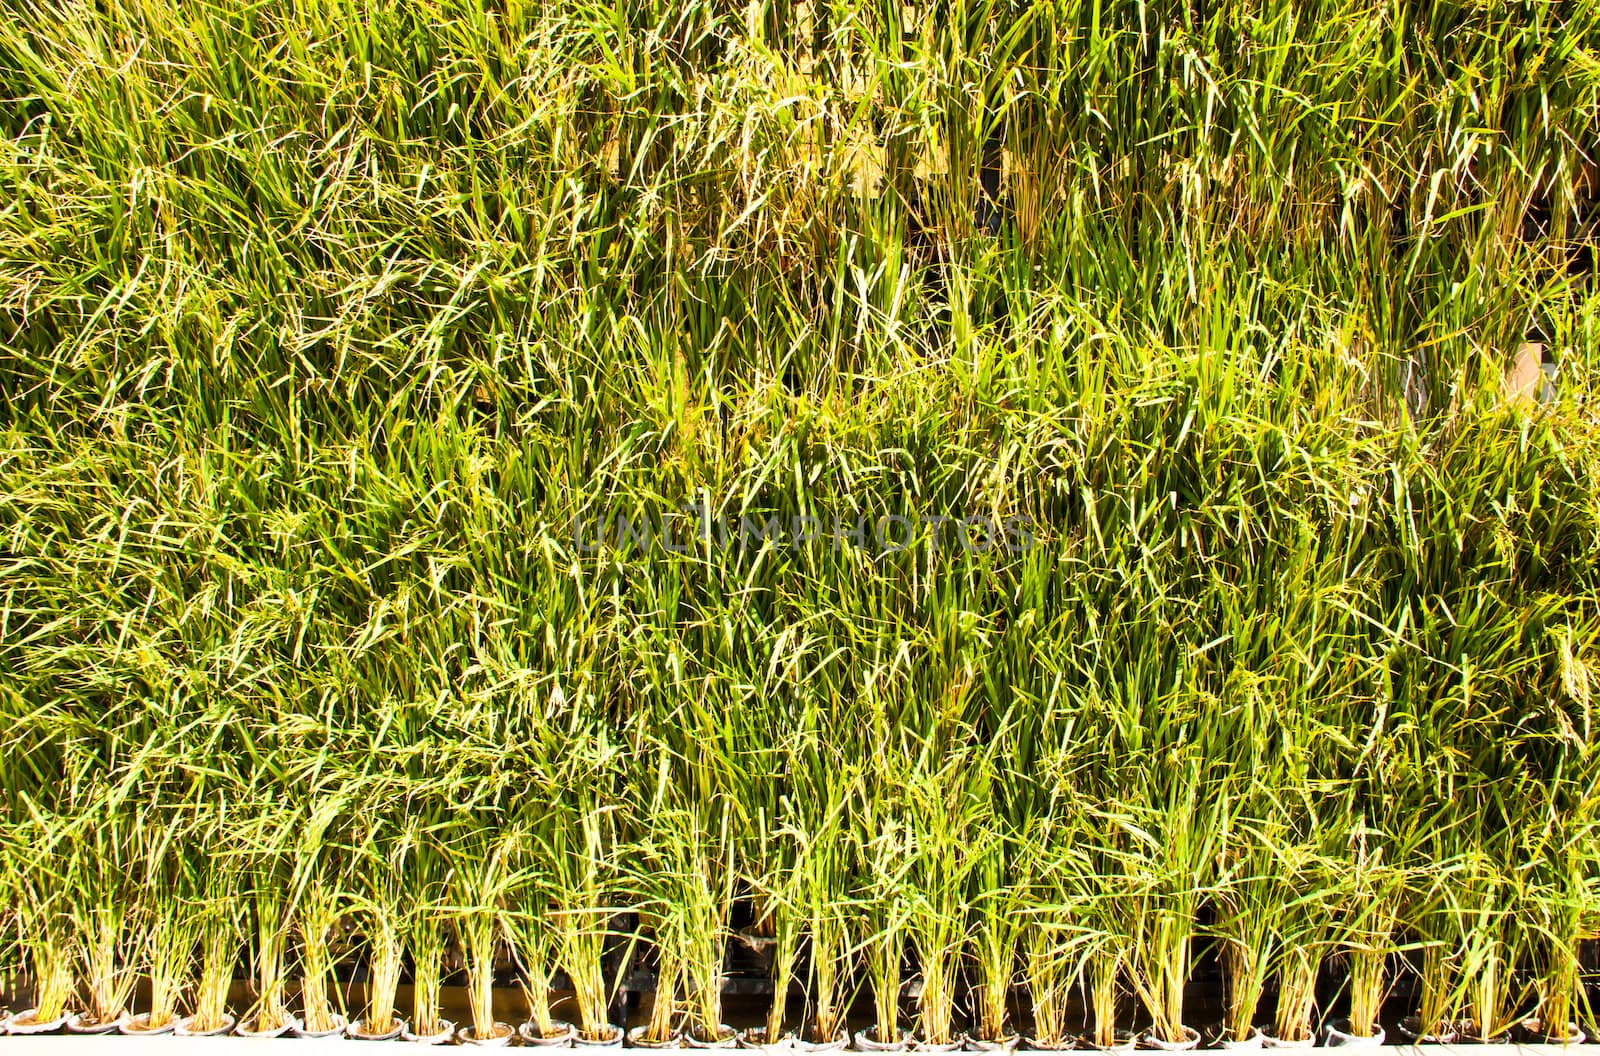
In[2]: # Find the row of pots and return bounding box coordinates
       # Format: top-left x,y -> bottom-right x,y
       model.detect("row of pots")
0,1011 -> 1587,1048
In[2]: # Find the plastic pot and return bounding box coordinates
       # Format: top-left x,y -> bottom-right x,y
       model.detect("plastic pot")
1323,1021 -> 1385,1048
913,1036 -> 969,1053
457,1021 -> 518,1046
174,1014 -> 238,1037
1521,1018 -> 1586,1045
857,1027 -> 915,1051
238,1013 -> 302,1038
402,1018 -> 457,1045
347,1016 -> 406,1041
735,1026 -> 796,1050
1018,1038 -> 1074,1052
523,1019 -> 579,1046
292,1013 -> 349,1039
1397,1016 -> 1458,1045
120,1012 -> 180,1036
1079,1033 -> 1136,1054
67,1011 -> 128,1034
572,1023 -> 627,1048
629,1023 -> 682,1048
794,1027 -> 850,1052
1213,1027 -> 1263,1051
6,1009 -> 70,1035
1258,1029 -> 1314,1049
686,1024 -> 742,1048
967,1035 -> 1022,1051
1454,1020 -> 1511,1045
1138,1026 -> 1199,1051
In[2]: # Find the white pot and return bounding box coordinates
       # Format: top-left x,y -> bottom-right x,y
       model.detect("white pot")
524,1019 -> 579,1046
1324,1021 -> 1385,1048
66,1011 -> 128,1034
173,1013 -> 237,1037
736,1026 -> 796,1050
571,1023 -> 626,1048
794,1026 -> 851,1052
457,1021 -> 518,1046
293,1013 -> 348,1039
6,1009 -> 70,1035
237,1013 -> 301,1038
1138,1026 -> 1199,1051
403,1018 -> 458,1045
120,1012 -> 180,1036
1213,1026 -> 1263,1050
1259,1029 -> 1314,1049
631,1023 -> 684,1048
1018,1039 -> 1074,1052
686,1025 -> 741,1048
913,1037 -> 969,1053
348,1016 -> 406,1040
1454,1020 -> 1511,1045
1080,1033 -> 1137,1053
857,1028 -> 914,1051
1522,1018 -> 1586,1045
967,1035 -> 1021,1051
1398,1016 -> 1458,1045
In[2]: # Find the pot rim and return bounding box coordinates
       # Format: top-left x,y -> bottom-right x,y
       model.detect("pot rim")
237,1012 -> 302,1038
402,1017 -> 458,1044
856,1026 -> 916,1050
523,1019 -> 580,1045
793,1025 -> 851,1051
120,1011 -> 181,1035
66,1010 -> 130,1034
457,1020 -> 518,1045
173,1013 -> 238,1037
1137,1024 -> 1200,1050
291,1012 -> 348,1037
571,1021 -> 627,1046
6,1008 -> 71,1035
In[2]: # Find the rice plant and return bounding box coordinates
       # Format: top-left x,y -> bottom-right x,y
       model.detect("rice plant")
1,0 -> 1599,1046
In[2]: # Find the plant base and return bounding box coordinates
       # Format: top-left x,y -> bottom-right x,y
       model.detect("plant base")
403,1019 -> 458,1045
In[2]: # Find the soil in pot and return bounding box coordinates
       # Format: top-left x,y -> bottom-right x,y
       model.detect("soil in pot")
857,1027 -> 915,1051
1397,1016 -> 1458,1045
1258,1028 -> 1314,1050
347,1016 -> 407,1041
66,1011 -> 127,1034
237,1013 -> 301,1038
738,1026 -> 799,1050
6,1009 -> 70,1035
457,1021 -> 517,1046
794,1026 -> 850,1052
1212,1026 -> 1262,1051
523,1019 -> 578,1046
120,1012 -> 179,1036
1323,1021 -> 1385,1048
1137,1026 -> 1199,1051
686,1024 -> 742,1048
403,1018 -> 458,1045
571,1023 -> 626,1048
291,1013 -> 348,1039
1454,1020 -> 1512,1044
174,1014 -> 238,1037
1521,1018 -> 1586,1045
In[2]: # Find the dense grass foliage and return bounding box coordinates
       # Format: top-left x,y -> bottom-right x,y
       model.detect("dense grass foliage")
3,0 -> 1600,1045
